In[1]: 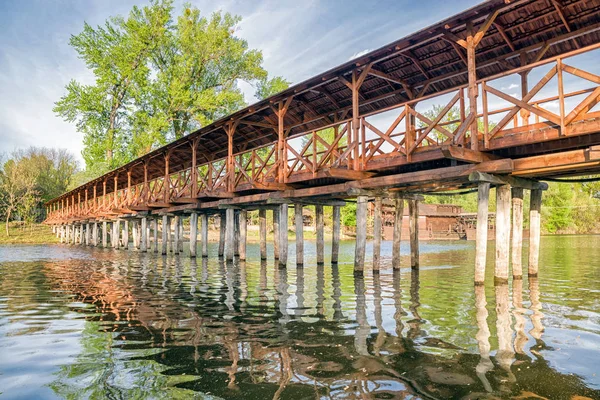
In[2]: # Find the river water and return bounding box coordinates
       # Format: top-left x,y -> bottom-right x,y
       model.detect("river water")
0,236 -> 599,399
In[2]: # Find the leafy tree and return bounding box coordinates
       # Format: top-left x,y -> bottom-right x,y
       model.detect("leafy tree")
256,76 -> 290,100
56,1 -> 288,173
54,0 -> 173,170
0,153 -> 39,235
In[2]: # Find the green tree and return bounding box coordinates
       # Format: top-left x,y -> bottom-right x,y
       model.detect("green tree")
56,1 -> 288,173
256,76 -> 290,100
54,0 -> 173,170
0,153 -> 39,235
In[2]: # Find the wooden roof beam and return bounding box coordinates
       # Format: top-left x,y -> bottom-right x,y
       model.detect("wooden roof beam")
493,21 -> 515,51
403,50 -> 430,79
368,67 -> 414,99
551,0 -> 572,33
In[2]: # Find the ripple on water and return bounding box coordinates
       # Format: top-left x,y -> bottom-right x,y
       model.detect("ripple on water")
0,236 -> 599,398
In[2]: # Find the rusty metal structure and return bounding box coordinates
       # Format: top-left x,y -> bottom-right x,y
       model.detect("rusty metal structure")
45,0 -> 600,283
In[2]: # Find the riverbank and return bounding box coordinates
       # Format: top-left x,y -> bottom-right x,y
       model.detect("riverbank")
0,223 -> 59,245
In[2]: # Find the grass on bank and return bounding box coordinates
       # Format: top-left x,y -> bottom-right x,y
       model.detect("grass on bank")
0,222 -> 58,245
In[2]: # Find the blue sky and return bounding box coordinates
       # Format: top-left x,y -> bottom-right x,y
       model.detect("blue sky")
0,0 -> 482,165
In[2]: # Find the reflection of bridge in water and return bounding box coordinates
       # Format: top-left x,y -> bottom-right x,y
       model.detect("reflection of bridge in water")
42,255 -> 599,399
44,0 -> 600,284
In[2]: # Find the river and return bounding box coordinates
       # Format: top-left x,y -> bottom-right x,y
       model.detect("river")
0,235 -> 599,399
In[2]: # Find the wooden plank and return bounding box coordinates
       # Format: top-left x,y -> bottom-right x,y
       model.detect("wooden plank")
469,171 -> 548,190
440,145 -> 501,163
225,208 -> 235,261
322,168 -> 375,180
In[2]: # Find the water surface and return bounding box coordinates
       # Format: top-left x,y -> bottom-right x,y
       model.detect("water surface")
0,236 -> 599,399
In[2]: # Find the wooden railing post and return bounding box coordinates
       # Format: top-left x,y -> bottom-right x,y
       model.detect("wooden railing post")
164,151 -> 170,203
466,35 -> 479,151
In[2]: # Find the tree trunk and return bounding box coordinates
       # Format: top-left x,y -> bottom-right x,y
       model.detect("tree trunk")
5,210 -> 11,237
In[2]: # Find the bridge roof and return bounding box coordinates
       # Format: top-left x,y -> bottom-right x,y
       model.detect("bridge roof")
52,0 -> 600,203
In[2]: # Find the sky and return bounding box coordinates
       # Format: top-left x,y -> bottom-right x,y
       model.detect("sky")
0,0 -> 483,165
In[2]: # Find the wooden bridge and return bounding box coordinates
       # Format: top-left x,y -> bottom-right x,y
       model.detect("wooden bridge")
45,0 -> 600,284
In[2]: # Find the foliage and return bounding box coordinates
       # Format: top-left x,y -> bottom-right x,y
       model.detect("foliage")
55,0 -> 288,175
417,104 -> 495,142
341,202 -> 357,227
0,148 -> 78,235
255,76 -> 290,100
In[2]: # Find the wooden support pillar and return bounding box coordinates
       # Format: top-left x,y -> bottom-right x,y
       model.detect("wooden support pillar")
123,220 -> 129,250
392,198 -> 404,270
132,220 -> 139,250
273,208 -> 280,260
86,223 -> 91,245
529,189 -> 543,276
259,209 -> 267,260
178,216 -> 184,253
140,217 -> 147,253
161,215 -> 168,255
495,185 -> 511,284
152,219 -> 158,253
239,209 -> 247,261
93,222 -> 98,246
354,196 -> 367,274
331,205 -> 341,264
475,183 -> 491,284
102,221 -> 108,247
225,208 -> 235,261
409,199 -> 419,269
373,197 -> 382,271
295,204 -> 304,266
234,210 -> 240,257
279,203 -> 288,268
113,221 -> 120,249
201,214 -> 208,257
511,188 -> 524,279
218,213 -> 226,257
190,212 -> 198,258
146,220 -> 151,251
79,224 -> 84,245
167,217 -> 172,252
173,215 -> 180,254
316,204 -> 324,264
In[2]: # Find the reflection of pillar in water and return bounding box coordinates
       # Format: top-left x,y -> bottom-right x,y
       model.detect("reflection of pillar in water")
239,260 -> 247,306
408,269 -> 424,340
529,276 -> 544,346
495,283 -> 515,383
274,266 -> 290,324
190,257 -> 198,295
225,261 -> 235,311
258,259 -> 269,306
200,257 -> 208,286
295,266 -> 305,318
474,285 -> 493,393
512,278 -> 528,354
316,264 -> 325,316
393,269 -> 405,339
373,272 -> 386,356
354,275 -> 370,356
331,263 -> 343,321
